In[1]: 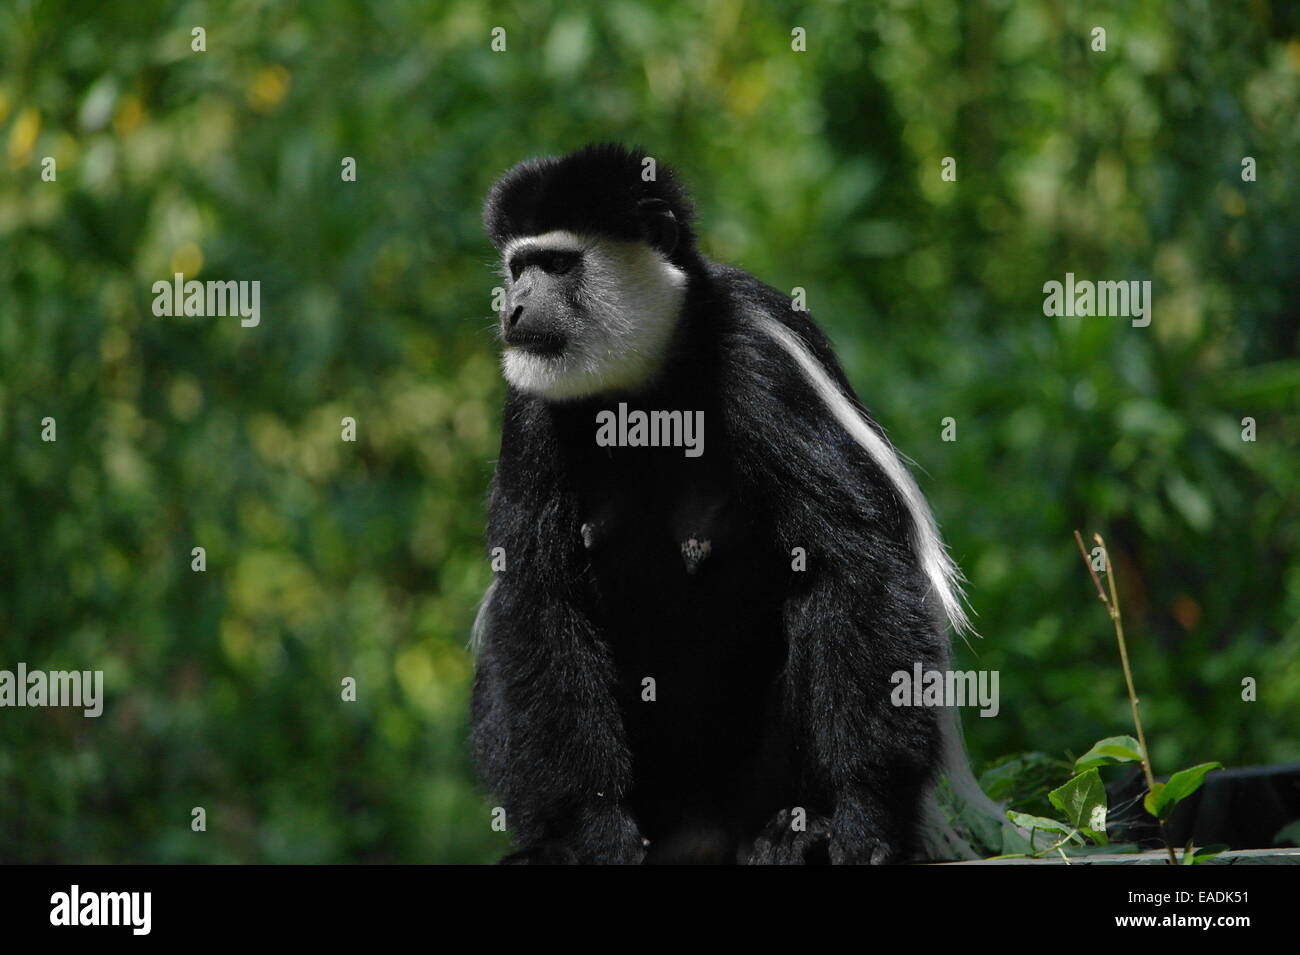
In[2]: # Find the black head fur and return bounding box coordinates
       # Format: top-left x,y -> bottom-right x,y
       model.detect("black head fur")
483,143 -> 698,264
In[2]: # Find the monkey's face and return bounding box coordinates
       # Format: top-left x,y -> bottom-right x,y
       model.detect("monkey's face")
497,232 -> 688,401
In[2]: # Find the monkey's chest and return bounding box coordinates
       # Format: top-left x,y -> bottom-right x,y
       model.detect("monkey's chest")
580,476 -> 786,737
580,478 -> 739,580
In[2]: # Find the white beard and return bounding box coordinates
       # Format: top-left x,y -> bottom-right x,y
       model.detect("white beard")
500,231 -> 688,400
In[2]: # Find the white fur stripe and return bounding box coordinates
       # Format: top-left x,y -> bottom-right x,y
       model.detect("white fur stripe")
469,578 -> 498,653
502,230 -> 588,258
753,313 -> 973,635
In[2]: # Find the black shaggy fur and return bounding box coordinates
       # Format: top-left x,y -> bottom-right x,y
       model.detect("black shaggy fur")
473,144 -> 948,864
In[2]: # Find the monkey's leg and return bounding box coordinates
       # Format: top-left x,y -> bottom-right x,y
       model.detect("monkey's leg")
750,569 -> 944,865
471,582 -> 644,865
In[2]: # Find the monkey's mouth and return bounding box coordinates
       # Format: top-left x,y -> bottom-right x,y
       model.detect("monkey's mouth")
503,329 -> 567,357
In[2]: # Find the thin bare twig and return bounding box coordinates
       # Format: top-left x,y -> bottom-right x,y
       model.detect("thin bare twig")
1073,529 -> 1178,865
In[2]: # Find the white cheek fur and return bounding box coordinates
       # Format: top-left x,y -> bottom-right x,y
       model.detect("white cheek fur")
500,234 -> 687,400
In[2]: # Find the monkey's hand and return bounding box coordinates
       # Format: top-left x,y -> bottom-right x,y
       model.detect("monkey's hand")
497,843 -> 581,865
747,808 -> 832,864
748,806 -> 900,865
498,805 -> 646,865
825,802 -> 902,865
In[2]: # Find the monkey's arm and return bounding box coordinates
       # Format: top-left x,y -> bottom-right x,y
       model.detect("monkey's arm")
769,560 -> 945,864
472,579 -> 643,864
724,303 -> 946,863
471,396 -> 643,864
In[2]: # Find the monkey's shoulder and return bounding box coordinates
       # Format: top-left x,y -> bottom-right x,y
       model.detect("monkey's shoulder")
705,264 -> 856,406
703,264 -> 907,534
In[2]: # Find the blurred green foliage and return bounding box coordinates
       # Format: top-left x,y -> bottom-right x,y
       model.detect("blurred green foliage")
0,0 -> 1296,863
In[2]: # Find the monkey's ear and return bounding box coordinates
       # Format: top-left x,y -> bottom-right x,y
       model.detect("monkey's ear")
637,197 -> 678,257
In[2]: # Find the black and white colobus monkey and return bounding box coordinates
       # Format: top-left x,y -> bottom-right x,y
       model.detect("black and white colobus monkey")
472,143 -> 999,864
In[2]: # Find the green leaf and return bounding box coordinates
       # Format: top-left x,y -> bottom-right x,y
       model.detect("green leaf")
1006,810 -> 1084,851
1147,763 -> 1222,820
1074,736 -> 1144,773
1273,819 -> 1300,847
1144,782 -> 1164,818
1006,810 -> 1070,835
1189,844 -> 1229,865
1048,769 -> 1108,838
1166,474 -> 1213,532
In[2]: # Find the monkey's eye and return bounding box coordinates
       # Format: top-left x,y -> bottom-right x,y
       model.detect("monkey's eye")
541,251 -> 580,275
508,257 -> 523,282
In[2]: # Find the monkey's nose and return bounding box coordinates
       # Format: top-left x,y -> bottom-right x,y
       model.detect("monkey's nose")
507,305 -> 524,328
